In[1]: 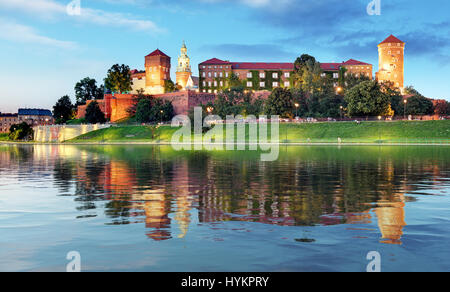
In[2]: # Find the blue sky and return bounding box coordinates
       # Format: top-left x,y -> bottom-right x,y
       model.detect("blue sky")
0,0 -> 449,112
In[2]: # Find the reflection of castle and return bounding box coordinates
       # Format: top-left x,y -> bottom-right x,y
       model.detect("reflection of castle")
56,146 -> 448,245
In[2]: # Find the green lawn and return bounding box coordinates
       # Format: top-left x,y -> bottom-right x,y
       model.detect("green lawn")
67,120 -> 450,144
0,133 -> 9,141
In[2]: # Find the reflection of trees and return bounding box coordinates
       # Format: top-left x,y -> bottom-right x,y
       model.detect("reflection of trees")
3,145 -> 447,245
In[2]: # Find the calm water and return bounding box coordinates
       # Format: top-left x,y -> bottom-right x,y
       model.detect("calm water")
0,144 -> 449,272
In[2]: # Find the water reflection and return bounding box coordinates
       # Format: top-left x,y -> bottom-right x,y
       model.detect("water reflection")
0,144 -> 449,245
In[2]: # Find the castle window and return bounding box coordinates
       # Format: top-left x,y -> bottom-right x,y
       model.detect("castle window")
321,73 -> 326,77
208,81 -> 212,87
220,81 -> 223,87
333,73 -> 339,79
273,82 -> 279,87
203,81 -> 206,87
284,81 -> 290,87
225,72 -> 229,78
202,72 -> 206,77
272,72 -> 278,78
214,81 -> 217,87
214,72 -> 217,77
247,81 -> 252,87
284,72 -> 290,78
208,72 -> 211,77
260,72 -> 265,78
219,72 -> 223,77
260,81 -> 265,87
247,72 -> 252,78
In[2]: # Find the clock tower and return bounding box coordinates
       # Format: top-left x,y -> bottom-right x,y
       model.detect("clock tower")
176,41 -> 192,90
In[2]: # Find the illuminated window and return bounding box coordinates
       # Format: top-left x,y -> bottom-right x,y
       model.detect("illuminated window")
272,72 -> 278,78
247,81 -> 252,87
260,81 -> 265,87
333,73 -> 339,79
284,72 -> 290,78
260,72 -> 265,78
284,81 -> 290,87
247,72 -> 252,78
273,82 -> 279,87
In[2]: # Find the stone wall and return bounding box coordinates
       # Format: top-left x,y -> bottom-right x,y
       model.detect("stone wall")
34,124 -> 110,142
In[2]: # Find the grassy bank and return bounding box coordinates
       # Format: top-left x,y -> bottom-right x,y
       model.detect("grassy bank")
66,120 -> 450,144
0,133 -> 9,141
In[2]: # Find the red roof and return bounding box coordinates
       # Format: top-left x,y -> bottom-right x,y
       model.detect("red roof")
320,63 -> 342,71
146,49 -> 169,57
379,35 -> 405,45
199,58 -> 231,65
231,62 -> 294,70
342,59 -> 371,66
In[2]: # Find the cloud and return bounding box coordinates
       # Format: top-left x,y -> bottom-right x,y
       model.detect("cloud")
0,0 -> 163,33
0,18 -> 77,49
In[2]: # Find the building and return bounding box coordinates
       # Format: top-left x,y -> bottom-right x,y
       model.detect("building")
0,113 -> 19,133
18,109 -> 54,126
176,41 -> 192,90
376,35 -> 405,92
198,58 -> 373,93
130,49 -> 171,95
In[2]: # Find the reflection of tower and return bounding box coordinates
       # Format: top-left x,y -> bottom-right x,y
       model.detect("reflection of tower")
176,41 -> 192,90
145,49 -> 171,94
376,35 -> 405,92
375,194 -> 406,245
142,191 -> 172,241
172,160 -> 193,238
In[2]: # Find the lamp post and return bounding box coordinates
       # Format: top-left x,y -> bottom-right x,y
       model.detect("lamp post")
340,105 -> 343,120
294,103 -> 299,118
160,110 -> 164,124
378,115 -> 382,141
403,99 -> 407,120
336,87 -> 343,95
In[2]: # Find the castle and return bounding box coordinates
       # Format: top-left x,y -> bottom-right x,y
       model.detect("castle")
77,35 -> 406,122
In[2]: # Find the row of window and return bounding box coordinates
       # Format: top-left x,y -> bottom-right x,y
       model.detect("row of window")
148,66 -> 170,72
201,71 -> 290,79
202,71 -> 229,78
202,65 -> 231,69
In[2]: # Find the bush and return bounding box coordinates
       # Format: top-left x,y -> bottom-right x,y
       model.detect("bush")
9,122 -> 34,141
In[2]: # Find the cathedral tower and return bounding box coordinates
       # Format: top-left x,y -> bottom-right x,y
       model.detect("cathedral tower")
176,41 -> 192,90
376,35 -> 405,92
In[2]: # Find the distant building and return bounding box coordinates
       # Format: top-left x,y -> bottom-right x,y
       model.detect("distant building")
18,109 -> 53,126
376,35 -> 405,92
198,58 -> 373,93
0,113 -> 19,133
0,109 -> 53,133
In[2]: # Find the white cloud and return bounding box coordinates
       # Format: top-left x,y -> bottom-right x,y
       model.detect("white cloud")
0,18 -> 77,49
0,0 -> 163,33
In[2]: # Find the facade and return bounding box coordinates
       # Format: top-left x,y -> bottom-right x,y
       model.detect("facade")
0,113 -> 19,133
198,58 -> 373,93
376,35 -> 405,92
130,49 -> 171,95
18,109 -> 54,126
176,41 -> 192,90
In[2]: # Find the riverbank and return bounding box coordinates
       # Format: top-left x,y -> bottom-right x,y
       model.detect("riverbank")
66,120 -> 450,144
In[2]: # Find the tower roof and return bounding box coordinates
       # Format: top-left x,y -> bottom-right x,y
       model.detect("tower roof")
146,49 -> 169,57
379,35 -> 405,45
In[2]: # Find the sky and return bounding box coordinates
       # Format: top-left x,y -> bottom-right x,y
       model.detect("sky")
0,0 -> 449,112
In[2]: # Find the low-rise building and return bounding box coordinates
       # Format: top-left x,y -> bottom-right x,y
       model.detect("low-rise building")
18,109 -> 54,126
198,58 -> 373,93
0,113 -> 20,133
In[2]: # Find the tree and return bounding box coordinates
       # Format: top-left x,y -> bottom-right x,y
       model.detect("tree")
434,100 -> 450,116
74,77 -> 104,106
9,122 -> 33,141
294,54 -> 317,74
127,89 -> 153,116
344,81 -> 390,117
164,80 -> 181,93
405,95 -> 434,116
85,101 -> 106,124
104,64 -> 132,94
135,98 -> 153,123
265,88 -> 294,118
381,82 -> 403,117
53,95 -> 75,124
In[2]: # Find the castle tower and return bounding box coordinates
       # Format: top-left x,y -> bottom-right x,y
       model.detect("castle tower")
376,35 -> 405,92
145,49 -> 171,94
176,41 -> 192,90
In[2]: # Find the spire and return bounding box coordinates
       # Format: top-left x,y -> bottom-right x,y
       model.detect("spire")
182,40 -> 186,49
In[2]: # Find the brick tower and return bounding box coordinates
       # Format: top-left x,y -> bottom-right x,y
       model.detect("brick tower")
145,49 -> 171,94
176,41 -> 192,90
376,35 -> 405,92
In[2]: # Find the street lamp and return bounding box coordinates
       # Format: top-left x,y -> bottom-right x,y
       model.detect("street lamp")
336,87 -> 343,95
160,110 -> 164,124
340,105 -> 343,120
403,99 -> 407,120
294,103 -> 299,117
206,106 -> 213,114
